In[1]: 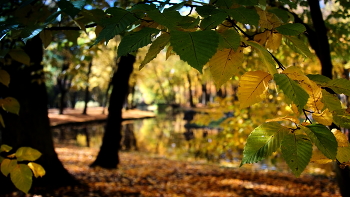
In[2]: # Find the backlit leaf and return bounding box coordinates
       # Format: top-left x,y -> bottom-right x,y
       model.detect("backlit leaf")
28,162 -> 45,178
274,73 -> 309,113
307,74 -> 331,86
196,5 -> 221,17
312,109 -> 333,126
0,69 -> 10,87
266,33 -> 282,51
219,29 -> 240,50
265,116 -> 300,124
200,12 -> 227,30
281,133 -> 312,177
10,164 -> 32,194
209,48 -> 244,89
170,30 -> 219,72
93,8 -> 138,46
322,90 -> 342,112
275,23 -> 306,36
303,124 -> 337,159
8,49 -> 30,66
268,8 -> 290,23
225,7 -> 260,27
0,97 -> 20,115
247,41 -> 277,75
16,147 -> 42,161
1,159 -> 17,176
333,110 -> 350,129
332,129 -> 349,147
238,71 -> 272,109
117,28 -> 160,58
326,78 -> 350,96
140,33 -> 170,70
337,146 -> 350,163
310,149 -> 332,164
147,10 -> 182,29
241,122 -> 288,166
0,144 -> 12,152
284,36 -> 313,59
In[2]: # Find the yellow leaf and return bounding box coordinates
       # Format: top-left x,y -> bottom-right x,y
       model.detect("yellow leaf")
254,31 -> 271,45
266,33 -> 282,51
310,149 -> 333,164
312,109 -> 333,126
256,8 -> 283,29
238,70 -> 272,109
8,49 -> 30,66
28,162 -> 46,178
0,69 -> 10,87
266,116 -> 300,124
209,48 -> 244,89
283,66 -> 324,111
337,146 -> 350,163
166,46 -> 174,60
332,129 -> 349,147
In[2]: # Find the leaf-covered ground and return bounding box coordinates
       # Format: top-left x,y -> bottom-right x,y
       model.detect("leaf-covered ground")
11,145 -> 340,197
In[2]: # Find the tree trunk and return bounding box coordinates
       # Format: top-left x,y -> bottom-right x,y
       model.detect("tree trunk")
306,1 -> 349,196
90,54 -> 135,169
0,36 -> 77,193
83,61 -> 93,115
187,72 -> 195,107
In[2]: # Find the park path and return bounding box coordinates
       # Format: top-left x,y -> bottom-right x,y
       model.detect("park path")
48,107 -> 155,127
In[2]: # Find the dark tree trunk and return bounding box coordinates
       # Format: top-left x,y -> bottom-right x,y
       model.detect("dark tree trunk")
83,61 -> 93,115
90,54 -> 135,168
306,1 -> 349,196
187,72 -> 195,108
0,36 -> 77,193
57,63 -> 71,114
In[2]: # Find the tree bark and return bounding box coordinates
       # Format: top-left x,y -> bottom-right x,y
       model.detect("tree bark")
306,1 -> 349,196
90,54 -> 135,168
0,36 -> 77,193
83,61 -> 93,115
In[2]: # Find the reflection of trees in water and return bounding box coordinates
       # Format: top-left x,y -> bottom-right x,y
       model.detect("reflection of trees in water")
121,123 -> 138,151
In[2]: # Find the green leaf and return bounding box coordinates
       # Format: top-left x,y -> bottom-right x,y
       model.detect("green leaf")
302,124 -> 337,160
275,23 -> 306,36
147,10 -> 183,29
322,90 -> 342,112
284,36 -> 313,59
326,78 -> 350,96
268,8 -> 290,23
307,74 -> 331,86
140,33 -> 170,70
28,162 -> 46,178
240,122 -> 288,166
337,146 -> 350,163
93,8 -> 138,46
39,30 -> 52,49
10,164 -> 32,194
196,5 -> 221,17
281,133 -> 312,177
0,144 -> 12,152
333,110 -> 350,129
274,73 -> 309,113
57,0 -> 82,18
8,49 -> 30,66
0,69 -> 10,87
247,41 -> 277,75
0,97 -> 20,115
20,25 -> 44,44
200,12 -> 227,30
16,147 -> 42,162
118,28 -> 160,58
235,0 -> 259,6
225,7 -> 260,27
219,29 -> 241,50
170,30 -> 219,72
213,0 -> 234,8
1,159 -> 17,176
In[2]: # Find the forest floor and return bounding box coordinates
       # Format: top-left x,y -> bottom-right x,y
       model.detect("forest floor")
20,145 -> 340,197
14,107 -> 338,197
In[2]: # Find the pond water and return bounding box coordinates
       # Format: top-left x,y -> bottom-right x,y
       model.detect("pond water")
51,112 -> 335,177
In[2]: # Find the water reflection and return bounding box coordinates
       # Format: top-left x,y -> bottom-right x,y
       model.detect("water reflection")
51,113 -> 335,176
